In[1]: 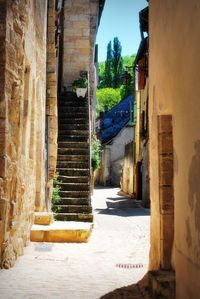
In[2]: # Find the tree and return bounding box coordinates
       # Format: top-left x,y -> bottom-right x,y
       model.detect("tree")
98,61 -> 105,88
104,41 -> 113,87
112,37 -> 123,88
96,88 -> 121,114
120,54 -> 136,99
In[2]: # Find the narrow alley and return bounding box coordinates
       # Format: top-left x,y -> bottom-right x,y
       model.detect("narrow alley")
0,187 -> 150,299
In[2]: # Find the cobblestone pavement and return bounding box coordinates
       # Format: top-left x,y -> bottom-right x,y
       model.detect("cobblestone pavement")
0,187 -> 150,299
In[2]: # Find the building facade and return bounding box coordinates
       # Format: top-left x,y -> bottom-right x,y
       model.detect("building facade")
149,1 -> 200,298
0,0 -> 104,269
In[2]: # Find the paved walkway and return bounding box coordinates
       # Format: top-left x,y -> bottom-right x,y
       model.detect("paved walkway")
0,187 -> 150,299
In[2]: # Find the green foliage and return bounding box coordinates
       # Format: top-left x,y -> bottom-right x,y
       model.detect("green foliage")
98,61 -> 105,87
92,137 -> 101,171
96,38 -> 136,114
52,172 -> 61,213
119,84 -> 133,100
72,77 -> 88,89
123,54 -> 136,67
119,54 -> 135,99
104,40 -> 113,88
112,37 -> 123,88
96,88 -> 121,113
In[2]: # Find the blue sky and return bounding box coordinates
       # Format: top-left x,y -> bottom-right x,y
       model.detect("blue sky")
96,0 -> 148,62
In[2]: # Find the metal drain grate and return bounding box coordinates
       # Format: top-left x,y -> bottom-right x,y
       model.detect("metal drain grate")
34,244 -> 53,252
116,263 -> 144,269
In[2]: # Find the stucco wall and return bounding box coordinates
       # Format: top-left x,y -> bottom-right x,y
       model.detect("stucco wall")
0,0 -> 47,268
97,126 -> 133,187
110,126 -> 133,186
149,1 -> 200,298
121,141 -> 134,196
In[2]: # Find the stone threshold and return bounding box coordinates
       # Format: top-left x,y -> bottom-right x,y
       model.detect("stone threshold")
30,220 -> 93,243
32,212 -> 92,243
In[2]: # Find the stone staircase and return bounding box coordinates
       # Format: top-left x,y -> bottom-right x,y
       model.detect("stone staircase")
55,92 -> 93,222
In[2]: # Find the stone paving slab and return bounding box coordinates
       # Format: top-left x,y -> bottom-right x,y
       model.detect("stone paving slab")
0,187 -> 150,299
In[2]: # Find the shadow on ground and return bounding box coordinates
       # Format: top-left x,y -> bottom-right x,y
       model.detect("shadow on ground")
94,207 -> 149,217
99,274 -> 151,299
94,193 -> 150,217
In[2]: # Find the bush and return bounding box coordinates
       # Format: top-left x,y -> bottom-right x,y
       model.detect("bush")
96,88 -> 121,113
92,137 -> 101,171
72,77 -> 88,89
52,172 -> 61,212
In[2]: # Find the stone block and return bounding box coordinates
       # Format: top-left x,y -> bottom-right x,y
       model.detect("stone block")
75,39 -> 90,49
159,186 -> 174,214
48,143 -> 57,157
30,221 -> 92,243
159,155 -> 173,186
158,115 -> 172,134
0,155 -> 6,178
160,214 -> 174,269
79,47 -> 90,56
49,115 -> 57,129
48,85 -> 57,98
148,270 -> 175,299
158,133 -> 173,154
47,16 -> 55,27
47,72 -> 56,82
0,198 -> 7,221
34,212 -> 54,225
0,220 -> 4,245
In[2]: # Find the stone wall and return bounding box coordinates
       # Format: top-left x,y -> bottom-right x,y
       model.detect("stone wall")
63,0 -> 99,87
0,0 -> 48,268
0,0 -> 7,269
46,0 -> 58,210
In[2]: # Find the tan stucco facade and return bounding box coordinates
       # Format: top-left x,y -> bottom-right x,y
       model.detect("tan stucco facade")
149,1 -> 200,298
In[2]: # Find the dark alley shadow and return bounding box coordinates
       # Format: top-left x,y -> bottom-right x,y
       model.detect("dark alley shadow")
94,185 -> 113,190
99,274 -> 151,299
106,196 -> 134,201
94,206 -> 150,218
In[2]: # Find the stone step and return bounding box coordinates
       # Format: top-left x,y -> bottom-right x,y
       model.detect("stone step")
58,135 -> 88,142
30,221 -> 92,243
59,93 -> 88,103
58,112 -> 88,118
59,190 -> 90,198
57,168 -> 89,176
58,118 -> 88,125
34,212 -> 54,225
55,205 -> 92,213
59,98 -> 87,105
57,161 -> 88,169
57,155 -> 89,162
58,124 -> 89,130
148,270 -> 175,299
54,213 -> 93,222
59,197 -> 90,205
57,141 -> 89,149
58,182 -> 89,191
58,106 -> 88,113
58,129 -> 89,136
58,148 -> 89,155
59,175 -> 89,184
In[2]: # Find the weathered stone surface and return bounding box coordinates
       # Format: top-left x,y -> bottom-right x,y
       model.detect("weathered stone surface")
0,0 -> 48,269
1,240 -> 16,269
158,115 -> 174,270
